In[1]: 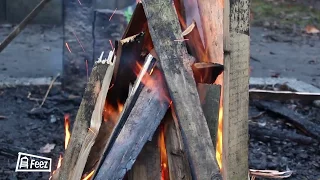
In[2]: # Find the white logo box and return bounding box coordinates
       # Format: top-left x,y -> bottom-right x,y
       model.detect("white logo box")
15,152 -> 52,172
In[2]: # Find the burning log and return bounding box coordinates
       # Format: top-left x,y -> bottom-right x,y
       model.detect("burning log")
198,84 -> 221,147
141,0 -> 222,179
164,111 -> 192,180
94,68 -> 170,179
127,130 -> 161,180
254,101 -> 320,141
56,51 -> 115,180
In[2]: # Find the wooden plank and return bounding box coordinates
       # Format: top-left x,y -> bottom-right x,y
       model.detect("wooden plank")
198,84 -> 221,147
141,1 -> 221,179
222,0 -> 250,179
164,111 -> 192,180
55,52 -> 113,180
249,89 -> 320,101
94,69 -> 170,180
197,0 -> 223,63
128,130 -> 161,180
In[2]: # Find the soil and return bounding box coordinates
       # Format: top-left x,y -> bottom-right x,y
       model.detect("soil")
0,0 -> 320,179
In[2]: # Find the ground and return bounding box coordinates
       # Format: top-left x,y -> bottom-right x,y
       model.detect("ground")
0,0 -> 320,179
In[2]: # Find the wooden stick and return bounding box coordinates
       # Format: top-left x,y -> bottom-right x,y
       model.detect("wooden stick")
127,130 -> 161,180
56,51 -> 114,180
70,52 -> 116,180
141,1 -> 222,179
39,73 -> 60,108
192,62 -> 224,84
197,84 -> 221,147
249,125 -> 316,145
249,89 -> 320,101
0,0 -> 52,52
95,69 -> 170,179
164,111 -> 192,180
254,101 -> 320,140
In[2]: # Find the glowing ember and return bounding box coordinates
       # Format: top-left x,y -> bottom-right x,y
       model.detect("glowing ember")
174,38 -> 189,42
72,30 -> 85,52
77,0 -> 82,5
85,59 -> 89,81
109,40 -> 114,50
109,8 -> 117,21
64,114 -> 71,149
82,170 -> 95,180
65,42 -> 72,53
57,155 -> 63,169
159,125 -> 169,180
216,106 -> 223,169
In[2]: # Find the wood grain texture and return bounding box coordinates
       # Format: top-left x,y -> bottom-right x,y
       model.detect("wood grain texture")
57,62 -> 109,180
128,130 -> 161,180
94,70 -> 170,180
164,112 -> 192,180
197,0 -> 223,63
141,0 -> 221,179
198,84 -> 221,147
222,0 -> 250,179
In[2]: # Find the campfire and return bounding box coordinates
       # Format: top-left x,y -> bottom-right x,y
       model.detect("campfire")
52,1 -> 225,180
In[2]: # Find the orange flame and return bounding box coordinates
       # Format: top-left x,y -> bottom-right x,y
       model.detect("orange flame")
215,75 -> 223,169
103,101 -> 124,123
159,125 -> 169,180
57,155 -> 63,169
64,114 -> 71,149
82,170 -> 95,180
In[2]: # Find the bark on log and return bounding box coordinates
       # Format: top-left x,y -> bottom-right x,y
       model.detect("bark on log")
141,0 -> 222,179
249,89 -> 320,101
164,111 -> 192,180
57,55 -> 111,180
197,84 -> 221,147
249,125 -> 316,145
254,101 -> 320,141
94,69 -> 170,179
127,130 -> 161,180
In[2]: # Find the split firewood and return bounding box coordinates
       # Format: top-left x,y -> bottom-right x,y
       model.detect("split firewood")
127,130 -> 161,180
94,68 -> 170,179
89,55 -> 156,177
142,0 -> 222,179
197,84 -> 221,146
249,89 -> 320,101
249,125 -> 316,145
164,111 -> 192,180
56,51 -> 115,180
254,101 -> 320,141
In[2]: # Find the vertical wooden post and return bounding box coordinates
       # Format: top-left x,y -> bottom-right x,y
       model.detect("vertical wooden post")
222,0 -> 250,179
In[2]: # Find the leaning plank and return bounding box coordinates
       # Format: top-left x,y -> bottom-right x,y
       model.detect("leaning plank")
56,51 -> 113,180
254,101 -> 320,140
197,84 -> 221,147
94,69 -> 170,180
141,0 -> 222,179
249,89 -> 320,101
127,130 -> 161,180
182,21 -> 205,62
164,111 -> 192,180
69,52 -> 116,180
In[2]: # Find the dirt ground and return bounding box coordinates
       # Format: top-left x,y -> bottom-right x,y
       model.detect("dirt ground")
0,0 -> 320,179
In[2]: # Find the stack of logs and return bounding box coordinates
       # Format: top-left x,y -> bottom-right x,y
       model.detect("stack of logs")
53,1 -> 225,180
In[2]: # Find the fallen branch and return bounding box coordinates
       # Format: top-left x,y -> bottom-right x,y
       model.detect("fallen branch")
249,89 -> 320,101
249,169 -> 293,179
254,101 -> 320,141
0,0 -> 53,52
39,73 -> 60,108
249,125 -> 316,145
